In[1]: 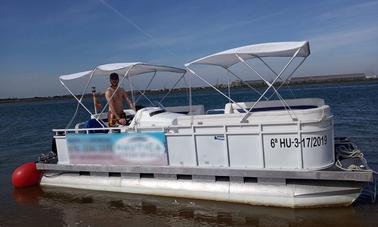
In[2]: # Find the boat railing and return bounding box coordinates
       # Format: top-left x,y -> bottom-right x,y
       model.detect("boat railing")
57,116 -> 330,135
54,127 -> 123,135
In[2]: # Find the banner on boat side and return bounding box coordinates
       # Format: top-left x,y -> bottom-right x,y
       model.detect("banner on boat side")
66,132 -> 168,165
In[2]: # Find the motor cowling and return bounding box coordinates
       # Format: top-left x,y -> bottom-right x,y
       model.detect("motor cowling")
12,162 -> 42,188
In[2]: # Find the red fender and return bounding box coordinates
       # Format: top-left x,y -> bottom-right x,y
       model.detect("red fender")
12,162 -> 42,188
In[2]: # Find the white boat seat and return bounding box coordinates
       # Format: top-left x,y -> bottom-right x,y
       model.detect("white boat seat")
224,98 -> 324,114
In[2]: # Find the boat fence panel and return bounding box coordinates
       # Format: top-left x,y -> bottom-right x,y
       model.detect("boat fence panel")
166,135 -> 197,166
166,119 -> 333,170
263,133 -> 302,168
302,127 -> 335,169
196,135 -> 228,167
53,109 -> 335,170
55,135 -> 69,164
228,134 -> 263,168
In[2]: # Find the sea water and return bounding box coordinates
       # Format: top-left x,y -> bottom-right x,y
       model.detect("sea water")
0,81 -> 377,226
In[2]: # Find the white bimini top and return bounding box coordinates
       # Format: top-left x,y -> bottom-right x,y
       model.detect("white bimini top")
185,41 -> 310,68
59,62 -> 186,81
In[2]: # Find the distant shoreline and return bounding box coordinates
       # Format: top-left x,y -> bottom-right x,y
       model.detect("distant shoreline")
1,73 -> 377,104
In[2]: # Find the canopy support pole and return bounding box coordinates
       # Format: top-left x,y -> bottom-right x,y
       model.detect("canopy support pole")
253,55 -> 307,117
240,47 -> 302,123
135,70 -> 157,103
126,77 -> 155,106
227,70 -> 231,102
187,73 -> 193,117
60,79 -> 105,128
267,56 -> 307,100
235,54 -> 271,86
61,70 -> 106,128
224,67 -> 268,100
186,67 -> 249,113
236,53 -> 297,120
253,55 -> 296,99
160,72 -> 187,103
60,80 -> 93,118
128,73 -> 135,105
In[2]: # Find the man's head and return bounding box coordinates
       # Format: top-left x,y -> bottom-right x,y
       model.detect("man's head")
109,73 -> 119,86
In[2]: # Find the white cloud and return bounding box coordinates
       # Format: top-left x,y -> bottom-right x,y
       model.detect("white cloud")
307,26 -> 378,52
318,1 -> 378,21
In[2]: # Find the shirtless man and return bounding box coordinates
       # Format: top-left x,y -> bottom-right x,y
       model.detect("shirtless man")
105,73 -> 135,126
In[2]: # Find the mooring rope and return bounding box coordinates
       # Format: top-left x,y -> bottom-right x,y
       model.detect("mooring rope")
334,138 -> 377,203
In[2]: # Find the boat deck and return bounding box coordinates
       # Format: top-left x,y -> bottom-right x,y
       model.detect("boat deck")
37,163 -> 373,182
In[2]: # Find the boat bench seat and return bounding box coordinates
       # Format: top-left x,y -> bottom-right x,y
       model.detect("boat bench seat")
224,98 -> 324,114
166,105 -> 205,115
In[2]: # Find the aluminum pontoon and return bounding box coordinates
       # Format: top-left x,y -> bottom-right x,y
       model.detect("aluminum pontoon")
37,42 -> 374,208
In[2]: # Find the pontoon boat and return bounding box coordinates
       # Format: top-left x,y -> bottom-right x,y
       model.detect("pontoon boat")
36,42 -> 374,208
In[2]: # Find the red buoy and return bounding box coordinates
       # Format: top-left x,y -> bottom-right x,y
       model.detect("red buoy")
12,162 -> 42,188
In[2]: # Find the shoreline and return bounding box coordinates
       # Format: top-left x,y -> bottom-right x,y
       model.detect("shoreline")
1,75 -> 377,104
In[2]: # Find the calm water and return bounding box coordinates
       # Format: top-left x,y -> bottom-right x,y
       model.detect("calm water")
0,82 -> 378,226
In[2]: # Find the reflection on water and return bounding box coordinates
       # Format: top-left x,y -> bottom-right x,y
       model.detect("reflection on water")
9,185 -> 378,227
13,187 -> 43,205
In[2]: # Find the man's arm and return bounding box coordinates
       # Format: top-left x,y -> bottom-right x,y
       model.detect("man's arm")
123,90 -> 135,111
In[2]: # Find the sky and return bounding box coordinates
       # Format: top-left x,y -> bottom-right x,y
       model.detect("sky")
0,0 -> 377,98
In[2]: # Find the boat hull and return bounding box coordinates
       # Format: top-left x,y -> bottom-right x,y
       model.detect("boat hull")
40,171 -> 364,208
